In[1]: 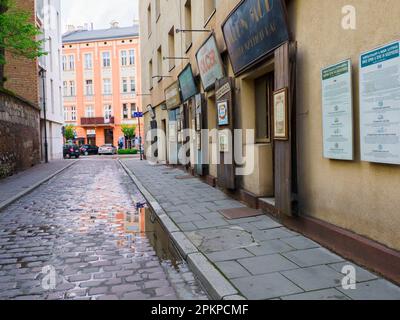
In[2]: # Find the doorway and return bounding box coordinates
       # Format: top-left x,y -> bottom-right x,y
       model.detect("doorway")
161,119 -> 168,163
104,129 -> 114,145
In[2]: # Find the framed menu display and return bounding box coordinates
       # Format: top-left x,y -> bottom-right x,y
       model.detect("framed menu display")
273,88 -> 289,140
321,59 -> 354,160
360,41 -> 400,165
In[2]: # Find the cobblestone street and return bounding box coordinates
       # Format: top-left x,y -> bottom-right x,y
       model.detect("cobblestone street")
0,159 -> 207,300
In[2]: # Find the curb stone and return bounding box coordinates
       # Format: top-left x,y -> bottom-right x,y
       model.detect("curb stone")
0,160 -> 78,212
118,159 -> 242,300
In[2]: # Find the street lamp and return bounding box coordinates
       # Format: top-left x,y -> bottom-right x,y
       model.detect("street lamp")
39,67 -> 49,164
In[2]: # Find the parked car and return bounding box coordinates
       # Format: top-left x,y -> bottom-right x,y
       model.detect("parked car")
63,144 -> 80,159
98,144 -> 117,155
80,144 -> 99,156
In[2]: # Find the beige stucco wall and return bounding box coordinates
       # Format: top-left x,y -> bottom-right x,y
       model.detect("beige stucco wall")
291,0 -> 400,250
140,0 -> 400,251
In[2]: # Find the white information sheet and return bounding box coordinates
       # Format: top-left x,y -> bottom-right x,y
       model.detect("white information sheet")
360,41 -> 400,165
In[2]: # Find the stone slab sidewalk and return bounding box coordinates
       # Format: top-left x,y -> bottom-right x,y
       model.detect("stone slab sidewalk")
121,159 -> 400,300
0,160 -> 77,210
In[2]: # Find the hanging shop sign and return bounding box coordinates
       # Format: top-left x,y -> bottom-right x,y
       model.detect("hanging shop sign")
222,0 -> 289,75
321,59 -> 354,161
196,34 -> 225,91
273,87 -> 289,140
165,81 -> 181,110
178,64 -> 198,102
360,41 -> 400,165
217,101 -> 229,126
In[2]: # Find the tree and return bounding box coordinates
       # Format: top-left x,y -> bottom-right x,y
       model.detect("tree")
121,124 -> 137,149
64,125 -> 75,142
0,0 -> 46,87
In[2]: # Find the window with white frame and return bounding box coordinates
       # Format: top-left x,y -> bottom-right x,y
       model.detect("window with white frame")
69,80 -> 75,96
71,106 -> 77,121
121,50 -> 127,66
102,52 -> 111,67
104,105 -> 112,120
63,81 -> 68,96
85,79 -> 93,95
64,106 -> 69,121
122,78 -> 128,93
62,55 -> 67,71
130,77 -> 135,92
123,104 -> 128,119
69,55 -> 75,70
85,105 -> 94,118
103,79 -> 111,94
129,49 -> 135,65
84,53 -> 92,69
131,103 -> 137,117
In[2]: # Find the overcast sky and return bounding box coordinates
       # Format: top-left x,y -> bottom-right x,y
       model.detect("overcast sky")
61,0 -> 139,33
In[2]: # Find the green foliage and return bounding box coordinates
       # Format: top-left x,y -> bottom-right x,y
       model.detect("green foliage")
121,124 -> 137,140
0,0 -> 46,80
118,149 -> 138,155
64,125 -> 75,141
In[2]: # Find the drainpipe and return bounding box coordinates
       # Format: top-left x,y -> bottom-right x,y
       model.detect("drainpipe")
39,67 -> 49,163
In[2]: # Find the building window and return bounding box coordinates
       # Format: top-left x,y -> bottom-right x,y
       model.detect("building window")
130,77 -> 136,92
157,46 -> 162,80
147,4 -> 152,37
63,81 -> 68,96
184,0 -> 192,50
155,0 -> 161,20
64,106 -> 69,121
131,103 -> 137,118
103,79 -> 111,94
122,78 -> 128,93
85,80 -> 93,96
149,59 -> 153,89
204,0 -> 216,24
121,50 -> 127,66
71,106 -> 77,121
84,53 -> 92,69
69,80 -> 75,96
129,49 -> 135,65
104,105 -> 112,120
123,104 -> 128,119
168,27 -> 175,71
85,105 -> 94,118
102,52 -> 111,67
69,55 -> 75,70
62,55 -> 67,71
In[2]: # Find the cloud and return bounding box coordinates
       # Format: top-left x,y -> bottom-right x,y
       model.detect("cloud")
61,0 -> 139,32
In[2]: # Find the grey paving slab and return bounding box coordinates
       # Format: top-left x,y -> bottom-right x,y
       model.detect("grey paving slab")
281,265 -> 344,291
246,239 -> 295,256
193,218 -> 229,229
336,279 -> 400,300
206,249 -> 254,262
232,273 -> 303,300
327,262 -> 379,283
251,228 -> 297,242
281,288 -> 350,300
238,254 -> 299,275
215,261 -> 252,279
281,236 -> 321,250
283,248 -> 345,267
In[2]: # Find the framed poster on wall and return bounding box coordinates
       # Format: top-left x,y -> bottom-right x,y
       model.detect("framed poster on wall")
273,88 -> 289,140
217,101 -> 229,126
360,41 -> 400,165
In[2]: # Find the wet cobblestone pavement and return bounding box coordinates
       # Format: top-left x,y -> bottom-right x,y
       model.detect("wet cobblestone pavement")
0,159 -> 208,300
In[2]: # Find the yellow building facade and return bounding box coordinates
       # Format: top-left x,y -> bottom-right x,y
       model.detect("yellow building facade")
139,0 -> 400,283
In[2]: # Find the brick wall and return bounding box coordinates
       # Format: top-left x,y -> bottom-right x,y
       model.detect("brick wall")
0,90 -> 41,179
3,0 -> 39,106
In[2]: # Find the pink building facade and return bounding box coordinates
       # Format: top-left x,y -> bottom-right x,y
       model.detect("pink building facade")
62,25 -> 143,148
